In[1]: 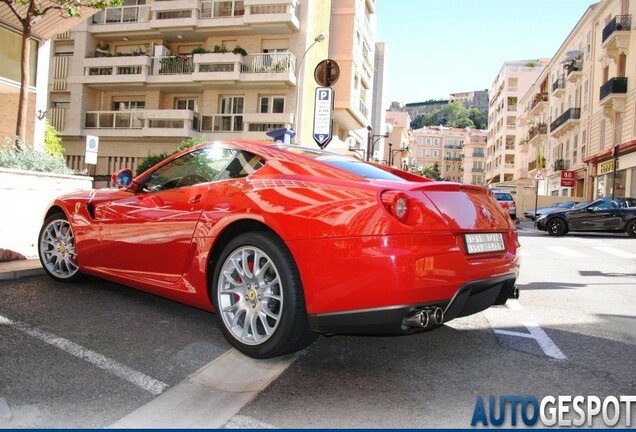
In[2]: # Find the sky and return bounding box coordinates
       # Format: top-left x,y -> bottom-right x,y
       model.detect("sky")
375,0 -> 597,105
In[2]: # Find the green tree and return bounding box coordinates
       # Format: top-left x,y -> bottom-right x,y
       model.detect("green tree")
43,121 -> 64,157
416,102 -> 488,130
2,0 -> 123,148
418,162 -> 442,180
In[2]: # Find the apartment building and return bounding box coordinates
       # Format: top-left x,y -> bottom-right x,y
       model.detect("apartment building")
486,59 -> 549,188
47,0 -> 378,185
462,130 -> 487,186
411,126 -> 486,184
516,0 -> 636,201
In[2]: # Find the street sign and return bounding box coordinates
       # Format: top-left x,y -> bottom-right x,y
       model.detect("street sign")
313,87 -> 334,148
533,170 -> 544,181
561,170 -> 575,187
314,59 -> 340,86
85,135 -> 99,165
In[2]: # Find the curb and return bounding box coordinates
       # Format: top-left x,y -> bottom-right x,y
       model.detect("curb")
0,260 -> 44,281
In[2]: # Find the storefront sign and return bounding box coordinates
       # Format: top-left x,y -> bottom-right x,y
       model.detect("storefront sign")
598,159 -> 619,175
560,170 -> 575,187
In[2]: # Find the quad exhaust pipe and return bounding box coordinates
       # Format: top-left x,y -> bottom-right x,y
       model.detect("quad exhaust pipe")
403,307 -> 444,329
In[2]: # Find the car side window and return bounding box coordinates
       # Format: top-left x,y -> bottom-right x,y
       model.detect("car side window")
143,148 -> 237,192
217,151 -> 265,180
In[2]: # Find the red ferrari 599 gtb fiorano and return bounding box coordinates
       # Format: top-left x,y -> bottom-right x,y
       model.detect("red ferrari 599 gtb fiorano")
39,140 -> 520,358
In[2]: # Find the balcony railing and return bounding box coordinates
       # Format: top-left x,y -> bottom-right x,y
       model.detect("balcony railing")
528,123 -> 547,141
530,92 -> 548,111
602,15 -> 632,43
85,111 -> 143,129
92,5 -> 150,24
552,76 -> 565,93
471,167 -> 484,172
600,77 -> 628,100
472,151 -> 485,157
554,159 -> 570,171
200,0 -> 245,18
241,53 -> 295,73
550,108 -> 581,133
154,55 -> 194,75
528,159 -> 538,171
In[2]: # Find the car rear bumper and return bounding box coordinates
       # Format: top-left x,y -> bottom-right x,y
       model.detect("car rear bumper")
307,273 -> 518,334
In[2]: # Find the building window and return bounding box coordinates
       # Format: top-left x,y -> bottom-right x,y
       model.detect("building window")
0,26 -> 38,86
112,101 -> 145,110
259,96 -> 285,113
175,98 -> 198,112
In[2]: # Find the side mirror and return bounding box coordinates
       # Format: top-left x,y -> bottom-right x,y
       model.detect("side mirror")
112,169 -> 134,189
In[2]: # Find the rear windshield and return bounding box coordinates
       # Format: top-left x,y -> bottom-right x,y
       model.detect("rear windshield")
494,192 -> 513,201
275,145 -> 406,181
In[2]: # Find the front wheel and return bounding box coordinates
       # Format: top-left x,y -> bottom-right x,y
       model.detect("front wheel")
546,218 -> 567,236
38,213 -> 81,282
626,220 -> 636,238
211,232 -> 317,359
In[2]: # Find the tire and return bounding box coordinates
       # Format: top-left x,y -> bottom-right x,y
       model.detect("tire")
546,218 -> 567,236
626,220 -> 636,238
38,213 -> 82,282
211,232 -> 318,359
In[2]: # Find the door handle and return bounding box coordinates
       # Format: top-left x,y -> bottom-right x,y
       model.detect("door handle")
188,194 -> 202,204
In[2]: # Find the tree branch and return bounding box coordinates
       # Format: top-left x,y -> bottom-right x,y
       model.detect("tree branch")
0,0 -> 27,23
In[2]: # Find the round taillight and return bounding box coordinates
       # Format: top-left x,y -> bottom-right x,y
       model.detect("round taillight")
381,191 -> 410,223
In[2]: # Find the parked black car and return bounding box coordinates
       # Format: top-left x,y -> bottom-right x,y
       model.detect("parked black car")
523,201 -> 580,220
536,197 -> 636,237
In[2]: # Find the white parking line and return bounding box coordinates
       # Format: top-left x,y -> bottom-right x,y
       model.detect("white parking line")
592,246 -> 636,259
0,314 -> 168,396
545,246 -> 589,258
492,322 -> 567,360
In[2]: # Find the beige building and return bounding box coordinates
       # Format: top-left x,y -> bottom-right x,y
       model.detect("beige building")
462,130 -> 487,186
411,126 -> 486,184
385,110 -> 413,169
516,0 -> 636,202
486,59 -> 549,188
47,0 -> 378,185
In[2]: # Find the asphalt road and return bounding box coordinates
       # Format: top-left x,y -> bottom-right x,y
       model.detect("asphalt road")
1,225 -> 634,428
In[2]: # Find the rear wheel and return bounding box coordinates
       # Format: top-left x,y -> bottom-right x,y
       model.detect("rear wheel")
626,220 -> 636,238
211,232 -> 317,358
546,218 -> 567,236
38,213 -> 81,282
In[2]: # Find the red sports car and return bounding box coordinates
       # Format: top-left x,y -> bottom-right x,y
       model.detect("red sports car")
39,140 -> 520,358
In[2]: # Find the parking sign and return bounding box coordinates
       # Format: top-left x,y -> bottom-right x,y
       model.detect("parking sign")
313,87 -> 334,148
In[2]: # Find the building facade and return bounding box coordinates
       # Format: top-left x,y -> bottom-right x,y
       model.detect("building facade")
411,125 -> 486,184
516,0 -> 636,201
486,59 -> 549,188
47,0 -> 378,185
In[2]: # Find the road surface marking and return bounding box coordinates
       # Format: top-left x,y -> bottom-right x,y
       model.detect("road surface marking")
545,246 -> 589,258
592,246 -> 636,259
0,313 -> 168,396
493,322 -> 566,360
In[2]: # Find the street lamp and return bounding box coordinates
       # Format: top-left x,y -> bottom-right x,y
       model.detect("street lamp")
611,143 -> 619,199
389,142 -> 411,167
366,123 -> 393,161
293,33 -> 327,141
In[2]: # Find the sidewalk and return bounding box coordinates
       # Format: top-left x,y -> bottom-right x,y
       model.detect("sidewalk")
0,259 -> 44,281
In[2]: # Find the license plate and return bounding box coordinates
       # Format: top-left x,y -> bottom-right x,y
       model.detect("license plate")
464,233 -> 505,255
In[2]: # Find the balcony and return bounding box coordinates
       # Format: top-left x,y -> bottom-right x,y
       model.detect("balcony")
565,59 -> 583,84
150,0 -> 200,29
78,56 -> 152,84
528,92 -> 548,117
550,107 -> 581,137
471,167 -> 484,172
85,110 -> 201,138
527,123 -> 547,145
552,75 -> 565,97
599,77 -> 628,112
553,159 -> 570,171
472,151 -> 485,158
528,159 -> 538,172
602,15 -> 631,58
